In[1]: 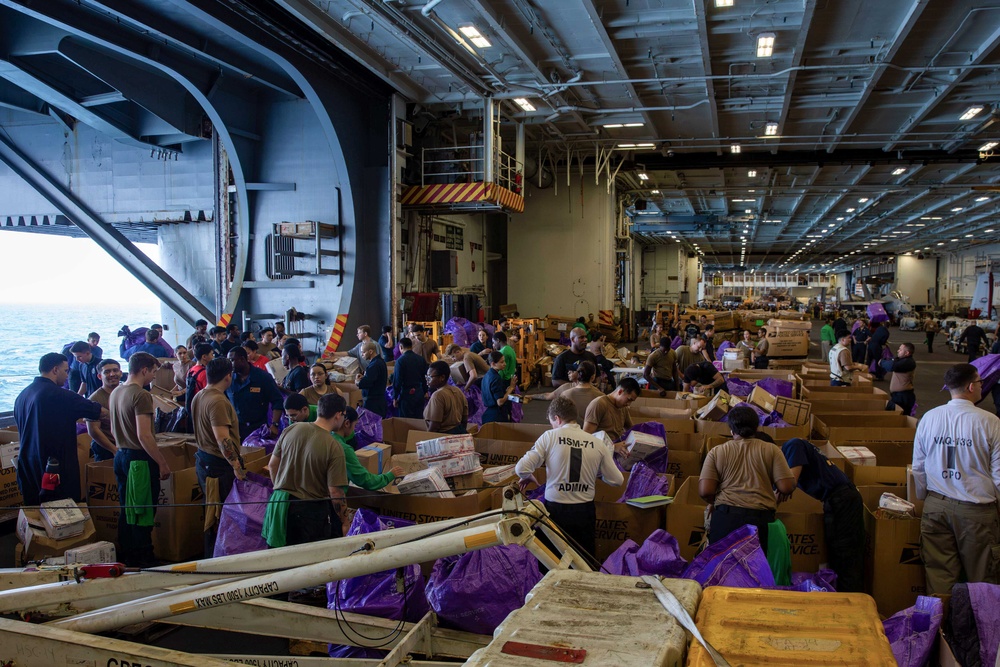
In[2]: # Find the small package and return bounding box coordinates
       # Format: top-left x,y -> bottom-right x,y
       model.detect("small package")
64,541 -> 117,565
416,434 -> 475,461
836,445 -> 877,467
878,492 -> 915,518
396,467 -> 454,498
332,356 -> 360,376
356,443 -> 392,475
625,430 -> 667,463
426,453 -> 481,478
447,469 -> 484,492
483,464 -> 518,486
696,391 -> 731,421
0,441 -> 19,469
39,499 -> 89,540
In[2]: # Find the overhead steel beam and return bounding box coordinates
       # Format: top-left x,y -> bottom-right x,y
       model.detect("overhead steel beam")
60,38 -> 205,140
0,131 -> 214,324
0,78 -> 48,115
578,0 -> 658,136
775,0 -> 817,151
79,0 -> 301,98
692,0 -> 722,155
883,23 -> 1000,152
825,0 -> 931,153
273,0 -> 427,101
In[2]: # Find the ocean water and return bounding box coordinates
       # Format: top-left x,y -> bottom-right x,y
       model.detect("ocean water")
0,302 -> 162,411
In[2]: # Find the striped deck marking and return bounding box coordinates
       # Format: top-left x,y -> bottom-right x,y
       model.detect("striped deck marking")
322,314 -> 350,357
400,182 -> 524,213
598,310 -> 614,327
217,313 -> 232,328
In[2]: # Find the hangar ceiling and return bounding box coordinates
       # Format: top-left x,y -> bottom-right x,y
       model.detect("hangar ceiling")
2,0 -> 999,273
279,0 -> 1000,273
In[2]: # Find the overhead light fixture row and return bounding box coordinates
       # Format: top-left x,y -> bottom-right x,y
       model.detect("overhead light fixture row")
731,144 -> 741,154
764,122 -> 779,136
513,98 -> 535,112
748,169 -> 757,177
637,172 -> 649,181
979,141 -> 998,152
892,168 -> 907,175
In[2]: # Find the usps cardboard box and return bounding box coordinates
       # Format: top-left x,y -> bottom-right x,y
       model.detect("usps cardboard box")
663,433 -> 705,483
17,503 -> 96,564
747,386 -> 813,427
474,422 -> 550,443
86,443 -> 204,562
346,485 -> 494,524
380,418 -> 432,455
806,398 -> 892,414
695,391 -> 731,421
473,438 -> 534,467
635,394 -> 709,411
634,417 -> 697,434
858,485 -> 926,617
406,430 -> 470,455
0,428 -> 23,508
801,385 -> 887,399
763,328 -> 809,358
391,453 -> 428,476
665,477 -> 827,571
813,414 -> 919,444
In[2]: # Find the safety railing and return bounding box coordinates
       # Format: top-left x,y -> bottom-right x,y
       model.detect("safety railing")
421,144 -> 522,193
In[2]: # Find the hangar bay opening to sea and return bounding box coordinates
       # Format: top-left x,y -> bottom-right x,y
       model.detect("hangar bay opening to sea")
0,302 -> 161,411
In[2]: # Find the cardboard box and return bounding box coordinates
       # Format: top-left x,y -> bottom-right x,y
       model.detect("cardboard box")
695,391 -> 731,421
766,318 -> 812,331
426,453 -> 481,478
815,442 -> 847,473
415,434 -> 475,461
396,467 -> 453,498
595,471 -> 673,562
712,311 -> 737,331
635,393 -> 709,410
391,453 -> 428,476
450,361 -> 470,385
665,477 -> 827,571
332,357 -> 360,376
473,438 -> 534,467
0,441 -> 18,469
837,445 -> 876,467
17,504 -> 96,563
381,417 -> 433,455
858,485 -> 926,616
749,386 -> 778,413
474,422 -> 550,443
630,406 -> 693,421
722,356 -> 748,371
839,440 -> 913,486
332,382 -> 363,408
39,499 -> 89,540
695,419 -> 811,442
405,429 -> 462,453
806,398 -> 892,414
86,443 -> 205,563
801,385 -> 887,398
764,328 -> 810,358
812,414 -> 919,444
447,468 -> 484,492
356,443 -> 392,475
625,430 -> 666,466
663,433 -> 705,482
346,485 -> 494,523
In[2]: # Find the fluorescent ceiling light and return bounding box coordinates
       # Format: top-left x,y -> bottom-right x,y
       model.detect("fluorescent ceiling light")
617,143 -> 636,148
748,170 -> 757,177
961,106 -> 985,121
846,208 -> 855,213
986,229 -> 995,233
603,124 -> 623,128
858,197 -> 869,203
624,122 -> 644,128
513,98 -> 535,112
635,143 -> 655,148
458,25 -> 492,48
965,234 -> 974,238
892,168 -> 907,175
979,141 -> 998,152
951,207 -> 963,212
836,217 -> 845,221
951,238 -> 959,242
756,33 -> 775,58
651,189 -> 660,194
764,122 -> 779,136
731,144 -> 741,154
937,242 -> 944,246
745,209 -> 752,214
828,223 -> 836,227
637,173 -> 649,181
976,196 -> 989,202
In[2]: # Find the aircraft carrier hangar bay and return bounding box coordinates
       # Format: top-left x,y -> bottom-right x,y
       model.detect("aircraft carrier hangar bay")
0,0 -> 999,334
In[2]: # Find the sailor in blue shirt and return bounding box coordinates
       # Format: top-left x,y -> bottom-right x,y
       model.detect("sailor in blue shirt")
14,353 -> 102,505
781,438 -> 864,592
226,347 -> 284,441
122,328 -> 174,360
68,341 -> 104,396
356,341 -> 388,417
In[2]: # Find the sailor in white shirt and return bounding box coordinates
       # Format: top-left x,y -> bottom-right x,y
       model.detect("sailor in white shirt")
516,396 -> 624,559
912,363 -> 1000,595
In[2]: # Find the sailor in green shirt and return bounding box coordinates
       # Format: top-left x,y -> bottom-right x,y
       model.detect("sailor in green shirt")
493,330 -> 518,385
284,393 -> 317,423
820,318 -> 836,362
332,407 -> 402,491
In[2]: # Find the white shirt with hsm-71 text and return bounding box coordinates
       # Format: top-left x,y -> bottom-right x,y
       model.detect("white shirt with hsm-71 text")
515,423 -> 624,504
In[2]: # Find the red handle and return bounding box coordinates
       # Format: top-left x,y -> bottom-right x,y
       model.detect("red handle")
77,563 -> 127,579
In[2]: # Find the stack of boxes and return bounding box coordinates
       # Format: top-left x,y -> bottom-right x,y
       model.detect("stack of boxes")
395,434 -> 483,496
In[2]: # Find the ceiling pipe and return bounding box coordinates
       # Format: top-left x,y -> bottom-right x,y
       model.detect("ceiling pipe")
420,0 -> 445,17
545,100 -> 709,122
